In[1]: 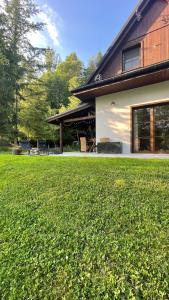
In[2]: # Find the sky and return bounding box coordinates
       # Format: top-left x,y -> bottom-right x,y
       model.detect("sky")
34,0 -> 140,64
1,0 -> 140,65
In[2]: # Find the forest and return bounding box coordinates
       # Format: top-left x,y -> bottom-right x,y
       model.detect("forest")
0,0 -> 102,147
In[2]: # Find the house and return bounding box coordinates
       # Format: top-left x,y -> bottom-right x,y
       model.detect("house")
48,0 -> 169,154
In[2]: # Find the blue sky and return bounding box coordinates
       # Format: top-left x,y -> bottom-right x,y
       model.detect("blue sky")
34,0 -> 139,65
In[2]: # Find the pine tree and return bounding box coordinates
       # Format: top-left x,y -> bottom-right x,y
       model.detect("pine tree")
82,51 -> 102,85
1,0 -> 45,143
0,9 -> 14,141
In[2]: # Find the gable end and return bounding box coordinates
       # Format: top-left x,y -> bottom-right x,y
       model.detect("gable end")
88,0 -> 169,83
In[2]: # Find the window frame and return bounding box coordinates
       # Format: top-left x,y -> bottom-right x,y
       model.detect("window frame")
131,101 -> 169,153
122,44 -> 141,72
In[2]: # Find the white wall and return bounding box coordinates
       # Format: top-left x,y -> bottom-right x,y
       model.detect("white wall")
96,81 -> 169,154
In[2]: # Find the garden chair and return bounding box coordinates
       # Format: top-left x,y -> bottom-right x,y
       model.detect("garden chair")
37,140 -> 49,155
19,140 -> 32,155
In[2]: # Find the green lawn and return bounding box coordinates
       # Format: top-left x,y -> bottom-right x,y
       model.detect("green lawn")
0,155 -> 169,299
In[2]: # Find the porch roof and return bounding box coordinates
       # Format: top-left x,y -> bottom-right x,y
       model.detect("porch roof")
47,102 -> 95,125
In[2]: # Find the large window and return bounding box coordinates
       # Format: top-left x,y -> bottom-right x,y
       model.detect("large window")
123,45 -> 141,72
133,103 -> 169,153
133,107 -> 151,152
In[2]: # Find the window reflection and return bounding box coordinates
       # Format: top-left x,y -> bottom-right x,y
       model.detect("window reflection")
134,107 -> 150,152
133,104 -> 169,153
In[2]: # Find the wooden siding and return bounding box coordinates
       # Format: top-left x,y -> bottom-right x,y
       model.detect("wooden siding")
101,0 -> 169,80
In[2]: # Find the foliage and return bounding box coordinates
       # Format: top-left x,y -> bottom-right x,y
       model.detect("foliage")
63,144 -> 80,152
56,52 -> 83,82
0,0 -> 102,144
0,0 -> 45,142
18,52 -> 84,141
59,76 -> 81,113
0,12 -> 14,140
0,156 -> 169,299
45,48 -> 61,72
81,51 -> 102,85
19,82 -> 58,141
0,146 -> 12,153
41,71 -> 70,110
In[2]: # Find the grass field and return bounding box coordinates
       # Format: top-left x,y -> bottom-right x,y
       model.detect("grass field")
0,155 -> 169,299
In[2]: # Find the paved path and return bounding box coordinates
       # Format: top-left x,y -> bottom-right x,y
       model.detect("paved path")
51,152 -> 169,159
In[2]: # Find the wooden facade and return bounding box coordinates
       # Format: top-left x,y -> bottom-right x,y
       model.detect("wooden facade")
90,0 -> 169,81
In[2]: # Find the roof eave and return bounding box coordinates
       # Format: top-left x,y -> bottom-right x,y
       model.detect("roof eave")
72,60 -> 169,96
47,103 -> 94,124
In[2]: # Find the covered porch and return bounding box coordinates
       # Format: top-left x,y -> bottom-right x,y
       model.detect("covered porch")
48,102 -> 96,153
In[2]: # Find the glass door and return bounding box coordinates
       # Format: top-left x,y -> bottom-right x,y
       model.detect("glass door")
133,107 -> 151,152
133,103 -> 169,153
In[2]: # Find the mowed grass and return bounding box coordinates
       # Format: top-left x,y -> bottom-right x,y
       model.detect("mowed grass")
0,155 -> 169,299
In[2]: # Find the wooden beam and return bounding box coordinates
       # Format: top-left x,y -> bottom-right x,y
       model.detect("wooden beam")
64,115 -> 95,124
60,122 -> 63,153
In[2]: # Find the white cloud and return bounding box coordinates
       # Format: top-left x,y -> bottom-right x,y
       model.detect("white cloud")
39,4 -> 63,47
29,31 -> 48,48
0,0 -> 5,13
29,3 -> 63,49
0,1 -> 63,49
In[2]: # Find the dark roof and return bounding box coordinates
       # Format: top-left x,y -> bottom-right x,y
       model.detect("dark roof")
47,103 -> 94,124
72,59 -> 169,95
86,0 -> 155,84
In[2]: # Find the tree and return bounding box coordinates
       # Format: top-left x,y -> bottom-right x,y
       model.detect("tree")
58,52 -> 103,113
81,51 -> 102,85
56,53 -> 83,82
41,52 -> 83,111
59,76 -> 80,113
0,11 -> 14,141
45,48 -> 61,72
19,82 -> 57,142
1,0 -> 45,143
18,52 -> 83,142
41,71 -> 70,110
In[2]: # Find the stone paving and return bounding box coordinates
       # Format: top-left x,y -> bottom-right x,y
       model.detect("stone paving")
51,152 -> 169,159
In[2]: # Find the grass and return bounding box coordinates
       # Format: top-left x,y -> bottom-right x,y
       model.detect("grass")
0,155 -> 169,299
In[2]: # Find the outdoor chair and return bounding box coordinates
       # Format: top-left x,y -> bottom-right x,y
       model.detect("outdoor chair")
37,140 -> 49,155
19,140 -> 32,154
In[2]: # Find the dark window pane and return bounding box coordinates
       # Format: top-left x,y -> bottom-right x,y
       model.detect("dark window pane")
133,107 -> 150,152
123,46 -> 141,71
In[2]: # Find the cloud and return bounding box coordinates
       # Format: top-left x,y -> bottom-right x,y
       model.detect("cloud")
29,3 -> 63,49
0,0 -> 63,49
39,4 -> 63,48
0,0 -> 5,13
29,31 -> 48,49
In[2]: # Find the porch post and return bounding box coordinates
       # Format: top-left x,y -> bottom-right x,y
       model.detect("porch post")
60,121 -> 63,153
